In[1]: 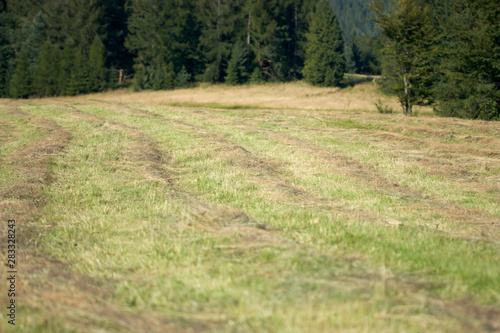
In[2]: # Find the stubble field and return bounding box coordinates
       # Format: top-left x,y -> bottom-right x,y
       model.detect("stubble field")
1,82 -> 499,332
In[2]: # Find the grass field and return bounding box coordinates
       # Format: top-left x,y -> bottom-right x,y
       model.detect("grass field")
1,82 -> 499,332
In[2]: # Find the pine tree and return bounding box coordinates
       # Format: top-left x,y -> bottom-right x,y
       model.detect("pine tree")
32,41 -> 53,96
303,0 -> 345,87
43,0 -> 103,55
126,0 -> 199,88
164,62 -> 175,90
88,35 -> 106,92
0,1 -> 16,97
249,66 -> 264,84
197,0 -> 243,82
9,50 -> 31,98
59,38 -> 75,95
372,0 -> 436,116
431,0 -> 499,120
245,0 -> 278,79
66,49 -> 90,95
226,42 -> 249,85
100,0 -> 133,72
133,65 -> 145,92
176,66 -> 191,88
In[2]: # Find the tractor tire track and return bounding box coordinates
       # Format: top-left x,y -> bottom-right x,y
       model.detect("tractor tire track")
152,107 -> 500,239
61,104 -> 294,240
112,105 -> 384,224
0,107 -> 207,333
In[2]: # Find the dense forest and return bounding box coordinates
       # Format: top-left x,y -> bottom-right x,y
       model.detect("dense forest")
0,0 -> 498,119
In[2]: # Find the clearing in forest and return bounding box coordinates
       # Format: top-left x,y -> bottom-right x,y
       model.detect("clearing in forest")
1,82 -> 499,332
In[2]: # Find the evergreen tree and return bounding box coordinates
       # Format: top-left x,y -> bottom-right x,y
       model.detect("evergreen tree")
0,1 -> 16,97
176,66 -> 191,88
279,0 -> 318,79
151,62 -> 175,90
164,62 -> 176,90
59,38 -> 75,95
43,0 -> 103,54
132,65 -> 145,92
356,34 -> 384,74
226,42 -> 249,85
49,45 -> 62,95
9,50 -> 31,98
372,0 -> 436,116
245,0 -> 279,79
126,0 -> 198,87
329,0 -> 385,40
88,35 -> 106,92
249,66 -> 264,84
197,0 -> 243,82
66,50 -> 90,95
303,0 -> 345,87
20,11 -> 48,64
431,0 -> 499,120
32,41 -> 54,96
100,0 -> 133,72
345,32 -> 360,73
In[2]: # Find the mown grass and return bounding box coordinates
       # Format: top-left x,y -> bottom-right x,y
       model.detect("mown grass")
1,95 -> 499,332
120,105 -> 499,299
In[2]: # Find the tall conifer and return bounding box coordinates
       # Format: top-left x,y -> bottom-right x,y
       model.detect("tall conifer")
303,0 -> 345,87
32,41 -> 53,96
9,50 -> 31,98
88,35 -> 106,92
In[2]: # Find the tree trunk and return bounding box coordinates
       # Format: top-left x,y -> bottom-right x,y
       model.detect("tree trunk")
403,74 -> 412,116
247,11 -> 251,46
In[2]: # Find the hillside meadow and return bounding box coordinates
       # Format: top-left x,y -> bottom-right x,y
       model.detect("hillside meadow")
1,82 -> 499,332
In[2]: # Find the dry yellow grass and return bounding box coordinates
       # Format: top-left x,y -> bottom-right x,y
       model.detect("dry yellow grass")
78,81 -> 432,113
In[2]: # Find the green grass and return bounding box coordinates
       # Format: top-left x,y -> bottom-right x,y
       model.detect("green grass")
1,101 -> 499,332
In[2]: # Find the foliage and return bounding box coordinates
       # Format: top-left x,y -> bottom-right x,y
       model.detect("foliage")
226,42 -> 249,85
33,41 -> 57,97
197,0 -> 242,82
249,67 -> 264,84
88,36 -> 106,92
431,0 -> 500,120
176,66 -> 192,88
372,0 -> 436,116
303,0 -> 345,87
375,98 -> 393,113
348,33 -> 383,74
0,2 -> 16,97
9,50 -> 31,98
2,0 -> 497,121
329,0 -> 387,39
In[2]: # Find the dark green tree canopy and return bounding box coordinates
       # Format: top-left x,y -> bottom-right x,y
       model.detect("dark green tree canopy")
372,0 -> 437,116
303,0 -> 345,87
